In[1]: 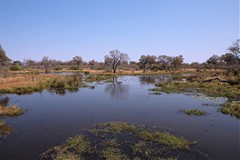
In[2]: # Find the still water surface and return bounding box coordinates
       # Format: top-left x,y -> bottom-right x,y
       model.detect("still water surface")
0,76 -> 239,159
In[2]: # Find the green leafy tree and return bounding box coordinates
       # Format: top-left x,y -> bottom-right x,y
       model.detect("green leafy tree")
158,55 -> 172,70
0,45 -> 11,66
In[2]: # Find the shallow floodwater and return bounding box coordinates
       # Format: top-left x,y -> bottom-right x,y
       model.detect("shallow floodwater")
0,76 -> 239,159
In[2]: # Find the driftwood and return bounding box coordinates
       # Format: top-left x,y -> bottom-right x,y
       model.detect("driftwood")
199,76 -> 239,85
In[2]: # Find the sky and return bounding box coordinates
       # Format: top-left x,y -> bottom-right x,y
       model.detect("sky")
0,0 -> 239,63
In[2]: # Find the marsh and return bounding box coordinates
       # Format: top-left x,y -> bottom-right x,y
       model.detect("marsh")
0,75 -> 239,159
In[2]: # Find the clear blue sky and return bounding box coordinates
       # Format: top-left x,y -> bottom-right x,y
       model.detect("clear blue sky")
0,0 -> 239,63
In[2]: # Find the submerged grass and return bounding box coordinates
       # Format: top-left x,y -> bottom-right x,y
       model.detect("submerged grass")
102,147 -> 129,160
180,109 -> 207,116
0,120 -> 13,139
219,101 -> 240,119
42,135 -> 90,160
137,130 -> 190,150
42,122 -> 206,160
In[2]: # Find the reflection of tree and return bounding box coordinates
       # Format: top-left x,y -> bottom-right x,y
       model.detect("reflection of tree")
0,96 -> 9,106
139,76 -> 172,85
48,88 -> 79,96
105,78 -> 129,100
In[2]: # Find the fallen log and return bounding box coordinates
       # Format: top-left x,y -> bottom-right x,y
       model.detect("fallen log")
200,76 -> 239,85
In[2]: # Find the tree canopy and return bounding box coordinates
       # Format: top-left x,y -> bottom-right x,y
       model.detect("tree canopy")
0,45 -> 11,66
105,49 -> 129,73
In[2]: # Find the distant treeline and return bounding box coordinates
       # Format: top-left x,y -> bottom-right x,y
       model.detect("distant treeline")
0,39 -> 239,73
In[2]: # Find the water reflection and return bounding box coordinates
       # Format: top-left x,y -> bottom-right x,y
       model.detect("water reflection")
105,78 -> 129,100
0,96 -> 9,106
47,88 -> 80,96
139,75 -> 172,85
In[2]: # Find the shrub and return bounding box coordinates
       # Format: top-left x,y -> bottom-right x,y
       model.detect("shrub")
10,65 -> 22,71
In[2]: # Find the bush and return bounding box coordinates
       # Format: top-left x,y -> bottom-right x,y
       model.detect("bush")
10,65 -> 22,71
69,66 -> 83,70
55,66 -> 63,71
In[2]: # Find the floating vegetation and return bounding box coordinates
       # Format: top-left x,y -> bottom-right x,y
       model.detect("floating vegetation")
202,103 -> 221,107
0,105 -> 23,116
151,82 -> 240,100
41,122 -> 207,160
0,120 -> 13,139
85,74 -> 117,83
219,101 -> 240,119
180,109 -> 207,116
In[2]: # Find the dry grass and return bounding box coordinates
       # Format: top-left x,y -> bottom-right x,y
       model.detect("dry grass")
0,74 -> 58,92
0,120 -> 13,138
0,105 -> 23,116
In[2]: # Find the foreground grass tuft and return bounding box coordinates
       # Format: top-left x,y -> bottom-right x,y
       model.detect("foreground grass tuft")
219,101 -> 240,118
151,82 -> 240,100
137,130 -> 190,150
0,120 -> 13,139
0,105 -> 23,116
180,109 -> 207,116
41,122 -> 206,160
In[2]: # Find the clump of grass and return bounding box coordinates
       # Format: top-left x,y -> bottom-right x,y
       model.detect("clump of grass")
0,105 -> 23,116
132,141 -> 147,154
41,135 -> 90,160
202,103 -> 221,106
0,120 -> 13,139
180,109 -> 207,116
41,122 -> 205,160
219,101 -> 240,118
137,130 -> 190,150
151,82 -> 240,100
104,139 -> 119,147
102,122 -> 137,133
102,147 -> 128,160
85,74 -> 117,82
0,73 -> 93,95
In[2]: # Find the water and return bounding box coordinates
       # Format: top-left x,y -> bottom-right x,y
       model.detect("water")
0,76 -> 239,159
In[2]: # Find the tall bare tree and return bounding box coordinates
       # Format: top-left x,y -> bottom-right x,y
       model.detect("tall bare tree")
72,56 -> 83,69
42,56 -> 51,74
104,49 -> 129,73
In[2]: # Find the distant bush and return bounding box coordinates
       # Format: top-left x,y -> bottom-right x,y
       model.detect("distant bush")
70,66 -> 83,70
55,66 -> 63,70
10,65 -> 22,71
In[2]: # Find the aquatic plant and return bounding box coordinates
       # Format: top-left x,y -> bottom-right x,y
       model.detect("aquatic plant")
41,122 -> 206,160
0,105 -> 23,116
0,120 -> 13,139
137,130 -> 190,150
180,109 -> 207,116
85,74 -> 117,82
219,101 -> 240,118
151,82 -> 240,100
